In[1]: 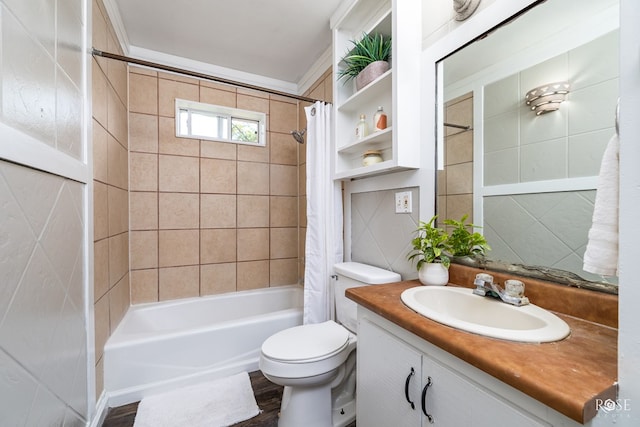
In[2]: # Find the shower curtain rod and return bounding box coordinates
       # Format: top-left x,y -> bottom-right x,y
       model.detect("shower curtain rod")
91,48 -> 320,104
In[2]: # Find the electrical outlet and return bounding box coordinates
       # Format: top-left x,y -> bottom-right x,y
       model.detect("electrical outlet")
395,191 -> 412,213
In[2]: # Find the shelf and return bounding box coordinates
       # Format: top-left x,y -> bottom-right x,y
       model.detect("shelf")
332,0 -> 421,181
337,127 -> 393,154
336,0 -> 392,33
335,159 -> 396,180
337,69 -> 392,113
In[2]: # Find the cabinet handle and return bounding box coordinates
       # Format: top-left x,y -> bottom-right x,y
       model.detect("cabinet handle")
421,376 -> 434,423
404,367 -> 416,410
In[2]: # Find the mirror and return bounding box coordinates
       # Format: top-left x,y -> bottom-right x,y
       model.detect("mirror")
436,0 -> 619,294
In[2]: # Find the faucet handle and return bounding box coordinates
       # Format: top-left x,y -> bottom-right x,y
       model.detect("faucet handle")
473,273 -> 494,296
505,279 -> 525,298
474,273 -> 494,286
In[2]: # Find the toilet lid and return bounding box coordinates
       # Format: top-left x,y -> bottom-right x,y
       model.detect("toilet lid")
262,321 -> 350,362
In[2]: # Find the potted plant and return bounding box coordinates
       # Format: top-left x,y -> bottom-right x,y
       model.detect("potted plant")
443,214 -> 490,259
337,32 -> 392,91
408,216 -> 451,286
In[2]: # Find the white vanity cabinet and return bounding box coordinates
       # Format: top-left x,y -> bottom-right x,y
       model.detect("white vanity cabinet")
358,313 -> 554,427
421,356 -> 549,427
357,315 -> 423,426
331,0 -> 421,180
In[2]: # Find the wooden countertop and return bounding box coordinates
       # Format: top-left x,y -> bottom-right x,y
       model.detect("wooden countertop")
346,280 -> 618,424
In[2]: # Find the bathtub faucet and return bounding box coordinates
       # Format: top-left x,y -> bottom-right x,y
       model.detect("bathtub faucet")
472,273 -> 530,306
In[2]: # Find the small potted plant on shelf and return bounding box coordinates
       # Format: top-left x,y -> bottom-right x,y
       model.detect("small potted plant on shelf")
408,216 -> 451,286
337,32 -> 392,91
443,214 -> 490,261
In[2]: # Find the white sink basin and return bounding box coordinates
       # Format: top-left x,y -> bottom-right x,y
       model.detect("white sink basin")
401,286 -> 570,343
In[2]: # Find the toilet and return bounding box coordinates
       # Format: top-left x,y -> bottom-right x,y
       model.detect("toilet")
259,262 -> 401,427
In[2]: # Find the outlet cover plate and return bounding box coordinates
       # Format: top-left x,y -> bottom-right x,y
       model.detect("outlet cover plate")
395,191 -> 412,213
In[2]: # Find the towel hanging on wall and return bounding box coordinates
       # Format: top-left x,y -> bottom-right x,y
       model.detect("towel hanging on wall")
583,134 -> 619,277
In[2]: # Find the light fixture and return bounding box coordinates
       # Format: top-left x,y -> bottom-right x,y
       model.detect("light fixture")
453,0 -> 481,21
525,82 -> 570,115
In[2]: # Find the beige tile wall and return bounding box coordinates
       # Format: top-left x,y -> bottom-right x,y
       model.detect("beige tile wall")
91,21 -> 334,394
92,0 -> 130,398
438,92 -> 474,228
128,66 -> 315,303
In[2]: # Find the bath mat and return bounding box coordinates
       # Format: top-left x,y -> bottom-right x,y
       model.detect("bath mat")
133,372 -> 260,427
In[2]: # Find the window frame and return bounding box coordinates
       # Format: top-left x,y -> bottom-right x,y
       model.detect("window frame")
175,98 -> 266,146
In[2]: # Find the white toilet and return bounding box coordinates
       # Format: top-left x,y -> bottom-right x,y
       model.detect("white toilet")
259,262 -> 401,427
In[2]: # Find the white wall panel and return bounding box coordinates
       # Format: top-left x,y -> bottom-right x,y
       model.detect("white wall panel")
0,0 -> 90,423
1,8 -> 56,146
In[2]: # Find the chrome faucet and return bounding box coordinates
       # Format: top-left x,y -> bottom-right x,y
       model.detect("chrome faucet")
472,273 -> 530,306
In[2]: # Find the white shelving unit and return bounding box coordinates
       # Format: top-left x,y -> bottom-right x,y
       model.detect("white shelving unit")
331,0 -> 422,180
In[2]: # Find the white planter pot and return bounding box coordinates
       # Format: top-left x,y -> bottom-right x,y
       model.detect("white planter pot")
418,263 -> 449,286
355,60 -> 390,91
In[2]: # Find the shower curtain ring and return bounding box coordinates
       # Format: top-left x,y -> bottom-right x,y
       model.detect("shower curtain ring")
311,107 -> 316,116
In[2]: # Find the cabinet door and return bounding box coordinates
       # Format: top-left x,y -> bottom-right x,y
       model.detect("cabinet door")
421,355 -> 473,427
422,356 -> 549,427
473,386 -> 550,427
358,319 -> 423,427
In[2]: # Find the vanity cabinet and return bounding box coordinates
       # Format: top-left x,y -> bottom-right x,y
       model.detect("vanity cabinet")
358,315 -> 553,427
331,0 -> 421,180
357,315 -> 422,426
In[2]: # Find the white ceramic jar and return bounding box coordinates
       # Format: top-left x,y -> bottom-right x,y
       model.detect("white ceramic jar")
362,150 -> 383,166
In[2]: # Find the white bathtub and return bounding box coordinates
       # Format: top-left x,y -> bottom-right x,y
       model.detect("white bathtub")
104,285 -> 303,406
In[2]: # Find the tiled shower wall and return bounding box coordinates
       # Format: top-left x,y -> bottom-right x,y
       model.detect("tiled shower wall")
437,93 -> 474,225
92,0 -> 130,398
128,67 -> 307,302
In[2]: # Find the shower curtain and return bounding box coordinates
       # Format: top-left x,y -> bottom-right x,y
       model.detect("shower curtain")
303,101 -> 343,324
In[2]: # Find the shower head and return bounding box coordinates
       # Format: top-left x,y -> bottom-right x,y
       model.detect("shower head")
291,129 -> 306,144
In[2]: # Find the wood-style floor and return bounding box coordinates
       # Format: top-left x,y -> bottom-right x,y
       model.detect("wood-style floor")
101,370 -> 356,427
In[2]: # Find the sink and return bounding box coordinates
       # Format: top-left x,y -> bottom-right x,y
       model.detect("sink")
401,286 -> 570,343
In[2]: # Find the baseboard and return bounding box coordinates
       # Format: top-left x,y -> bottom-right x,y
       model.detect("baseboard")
88,391 -> 109,427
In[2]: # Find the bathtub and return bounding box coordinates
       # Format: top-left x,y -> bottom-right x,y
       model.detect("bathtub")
104,285 -> 303,406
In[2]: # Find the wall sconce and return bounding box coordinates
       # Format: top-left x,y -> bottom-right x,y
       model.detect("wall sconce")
453,0 -> 481,21
525,82 -> 570,115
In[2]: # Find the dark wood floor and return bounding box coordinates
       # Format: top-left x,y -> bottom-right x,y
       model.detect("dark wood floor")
102,370 -> 356,427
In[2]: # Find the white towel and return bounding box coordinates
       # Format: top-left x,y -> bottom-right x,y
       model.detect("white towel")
133,372 -> 260,427
583,134 -> 619,276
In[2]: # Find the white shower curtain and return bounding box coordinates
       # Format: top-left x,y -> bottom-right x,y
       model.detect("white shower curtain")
303,101 -> 343,324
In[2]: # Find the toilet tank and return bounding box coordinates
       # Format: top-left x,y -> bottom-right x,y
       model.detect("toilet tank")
334,262 -> 401,333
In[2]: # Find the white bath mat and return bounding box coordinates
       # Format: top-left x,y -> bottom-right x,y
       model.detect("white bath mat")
133,372 -> 260,427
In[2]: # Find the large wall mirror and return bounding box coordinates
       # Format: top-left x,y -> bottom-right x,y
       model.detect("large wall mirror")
436,0 -> 619,294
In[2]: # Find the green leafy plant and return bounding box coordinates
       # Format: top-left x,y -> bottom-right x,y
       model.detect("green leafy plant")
337,32 -> 392,83
408,216 -> 450,270
443,214 -> 490,257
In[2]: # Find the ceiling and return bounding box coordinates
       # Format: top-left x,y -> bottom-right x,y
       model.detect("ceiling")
110,0 -> 346,89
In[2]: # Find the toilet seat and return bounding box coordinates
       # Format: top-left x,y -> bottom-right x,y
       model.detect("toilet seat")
262,321 -> 350,363
260,321 -> 355,379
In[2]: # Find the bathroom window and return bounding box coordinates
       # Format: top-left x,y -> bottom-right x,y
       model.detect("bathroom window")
175,99 -> 266,146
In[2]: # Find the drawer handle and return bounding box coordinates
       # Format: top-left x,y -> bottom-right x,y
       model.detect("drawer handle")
404,367 -> 416,410
422,376 -> 434,423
